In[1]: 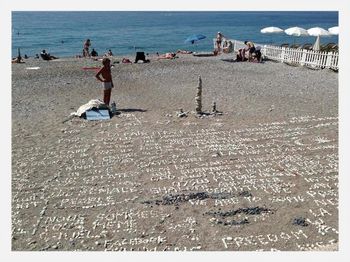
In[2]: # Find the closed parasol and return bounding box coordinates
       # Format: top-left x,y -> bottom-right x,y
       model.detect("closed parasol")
307,27 -> 331,51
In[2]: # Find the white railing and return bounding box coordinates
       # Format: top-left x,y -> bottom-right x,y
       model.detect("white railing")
214,39 -> 339,70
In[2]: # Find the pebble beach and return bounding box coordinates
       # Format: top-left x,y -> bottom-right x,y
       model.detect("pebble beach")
12,53 -> 338,251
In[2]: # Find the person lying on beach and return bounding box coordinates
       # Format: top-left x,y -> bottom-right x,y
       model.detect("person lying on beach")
122,58 -> 132,64
95,58 -> 114,106
12,56 -> 25,63
40,50 -> 58,61
156,52 -> 177,59
176,50 -> 193,54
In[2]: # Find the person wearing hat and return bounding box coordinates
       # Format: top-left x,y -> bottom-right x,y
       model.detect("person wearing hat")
216,32 -> 225,53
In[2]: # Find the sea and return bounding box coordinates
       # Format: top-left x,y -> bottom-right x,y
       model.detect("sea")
12,11 -> 338,58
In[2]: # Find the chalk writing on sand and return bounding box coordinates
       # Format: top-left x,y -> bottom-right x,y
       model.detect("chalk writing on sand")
12,115 -> 338,251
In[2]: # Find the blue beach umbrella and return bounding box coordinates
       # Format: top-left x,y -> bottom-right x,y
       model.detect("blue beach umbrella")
185,34 -> 206,44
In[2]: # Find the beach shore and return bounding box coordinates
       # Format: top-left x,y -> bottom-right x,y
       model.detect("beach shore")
12,54 -> 338,251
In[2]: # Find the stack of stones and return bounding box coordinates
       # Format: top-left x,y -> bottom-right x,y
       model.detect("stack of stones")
212,102 -> 217,114
195,75 -> 202,115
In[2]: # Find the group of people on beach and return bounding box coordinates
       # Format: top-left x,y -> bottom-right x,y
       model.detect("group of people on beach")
215,32 -> 261,62
12,34 -> 262,109
90,34 -> 263,108
236,41 -> 262,62
82,39 -> 114,58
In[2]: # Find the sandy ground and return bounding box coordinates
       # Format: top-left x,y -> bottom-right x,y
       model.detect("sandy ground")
12,53 -> 338,251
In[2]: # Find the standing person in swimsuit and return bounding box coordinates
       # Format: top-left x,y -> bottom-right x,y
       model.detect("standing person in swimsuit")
95,58 -> 114,105
83,39 -> 91,57
216,32 -> 224,53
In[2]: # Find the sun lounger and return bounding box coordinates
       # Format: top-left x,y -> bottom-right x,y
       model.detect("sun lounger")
321,43 -> 338,52
290,44 -> 301,49
301,43 -> 313,50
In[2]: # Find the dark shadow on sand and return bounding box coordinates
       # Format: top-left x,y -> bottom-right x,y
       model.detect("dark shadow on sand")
221,58 -> 236,63
221,58 -> 265,64
117,108 -> 147,113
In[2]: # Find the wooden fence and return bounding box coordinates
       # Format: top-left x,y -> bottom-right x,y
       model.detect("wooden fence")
215,39 -> 339,70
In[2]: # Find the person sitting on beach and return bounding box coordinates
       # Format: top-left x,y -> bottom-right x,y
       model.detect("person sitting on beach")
235,48 -> 248,62
40,50 -> 58,60
12,55 -> 24,64
12,48 -> 25,63
106,49 -> 113,56
122,58 -> 132,64
176,50 -> 193,54
216,32 -> 225,53
95,58 -> 114,106
244,41 -> 256,62
222,40 -> 233,53
91,48 -> 98,57
251,46 -> 262,62
35,54 -> 40,59
156,52 -> 177,59
83,39 -> 91,57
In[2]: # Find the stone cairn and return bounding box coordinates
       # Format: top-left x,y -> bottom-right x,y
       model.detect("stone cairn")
212,101 -> 217,114
195,75 -> 202,115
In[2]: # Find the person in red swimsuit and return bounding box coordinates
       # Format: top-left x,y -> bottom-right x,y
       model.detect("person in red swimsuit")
95,58 -> 114,105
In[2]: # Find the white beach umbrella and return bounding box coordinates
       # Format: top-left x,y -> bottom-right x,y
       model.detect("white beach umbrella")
261,26 -> 284,34
328,26 -> 339,35
307,27 -> 332,51
261,27 -> 284,44
284,27 -> 309,37
307,27 -> 331,37
284,27 -> 309,45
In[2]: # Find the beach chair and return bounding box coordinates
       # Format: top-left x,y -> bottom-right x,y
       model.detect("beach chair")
134,52 -> 149,63
330,44 -> 338,52
290,44 -> 301,49
324,43 -> 338,52
320,43 -> 336,52
301,43 -> 313,50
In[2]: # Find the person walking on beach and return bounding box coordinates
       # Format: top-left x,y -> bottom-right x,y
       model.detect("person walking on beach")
83,39 -> 91,57
95,58 -> 114,105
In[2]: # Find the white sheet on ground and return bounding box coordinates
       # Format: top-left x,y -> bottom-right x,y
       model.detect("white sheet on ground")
70,99 -> 107,117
